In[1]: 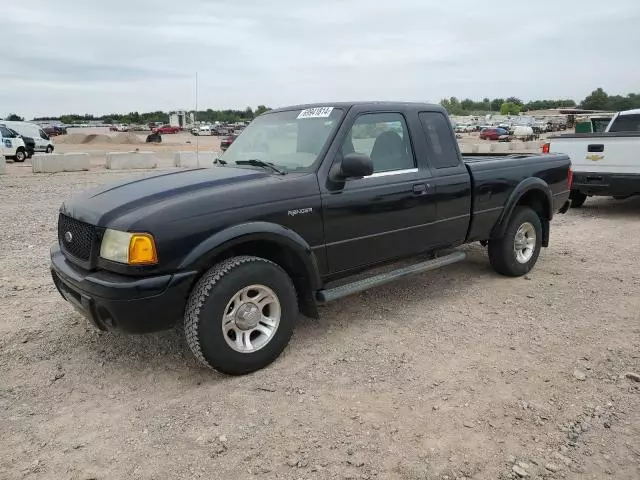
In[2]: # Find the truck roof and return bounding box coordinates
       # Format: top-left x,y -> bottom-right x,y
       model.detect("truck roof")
617,109 -> 640,116
269,101 -> 446,114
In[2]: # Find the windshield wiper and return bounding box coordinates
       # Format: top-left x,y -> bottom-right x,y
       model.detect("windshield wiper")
235,159 -> 287,175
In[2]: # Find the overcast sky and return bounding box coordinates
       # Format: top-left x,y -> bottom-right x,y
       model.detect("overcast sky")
2,0 -> 639,118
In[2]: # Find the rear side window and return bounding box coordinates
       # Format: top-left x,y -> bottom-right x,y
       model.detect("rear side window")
609,114 -> 640,132
419,112 -> 460,169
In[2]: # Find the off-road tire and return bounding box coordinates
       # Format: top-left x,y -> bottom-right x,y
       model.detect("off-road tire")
46,146 -> 54,154
184,256 -> 297,375
570,191 -> 587,208
488,206 -> 542,277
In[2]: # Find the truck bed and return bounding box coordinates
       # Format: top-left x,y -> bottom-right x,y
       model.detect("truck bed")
460,153 -> 571,243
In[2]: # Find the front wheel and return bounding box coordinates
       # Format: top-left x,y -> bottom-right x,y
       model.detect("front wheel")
488,206 -> 542,277
46,146 -> 54,154
14,149 -> 26,162
184,256 -> 297,375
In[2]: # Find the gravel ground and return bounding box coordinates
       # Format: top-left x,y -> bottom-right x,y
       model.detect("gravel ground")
1,165 -> 639,480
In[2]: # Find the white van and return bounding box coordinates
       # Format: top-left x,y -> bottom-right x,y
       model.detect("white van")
0,124 -> 28,162
2,121 -> 55,153
193,124 -> 213,136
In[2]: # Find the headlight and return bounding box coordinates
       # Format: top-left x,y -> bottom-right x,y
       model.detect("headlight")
100,229 -> 158,265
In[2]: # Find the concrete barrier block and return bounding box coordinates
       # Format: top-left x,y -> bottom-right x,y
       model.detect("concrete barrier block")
469,144 -> 479,153
174,151 -> 217,168
106,151 -> 158,170
0,155 -> 5,174
477,143 -> 492,154
458,144 -> 472,154
491,143 -> 510,153
522,142 -> 539,152
508,142 -> 518,150
32,153 -> 90,173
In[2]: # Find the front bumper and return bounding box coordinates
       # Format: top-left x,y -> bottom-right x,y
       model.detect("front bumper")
50,244 -> 197,333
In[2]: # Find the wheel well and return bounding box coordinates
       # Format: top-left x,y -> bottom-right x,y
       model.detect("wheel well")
208,240 -> 317,318
516,189 -> 550,246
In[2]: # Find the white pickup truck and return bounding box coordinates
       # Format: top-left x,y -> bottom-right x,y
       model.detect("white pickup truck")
545,109 -> 640,207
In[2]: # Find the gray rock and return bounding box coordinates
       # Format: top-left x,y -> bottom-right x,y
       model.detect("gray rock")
545,463 -> 561,472
512,465 -> 529,477
573,369 -> 586,381
624,372 -> 640,382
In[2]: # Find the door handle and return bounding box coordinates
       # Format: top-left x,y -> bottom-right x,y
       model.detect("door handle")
413,183 -> 427,195
587,144 -> 604,152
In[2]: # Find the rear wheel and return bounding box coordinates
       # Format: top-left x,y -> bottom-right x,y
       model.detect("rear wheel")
488,206 -> 542,277
184,256 -> 297,375
570,191 -> 587,208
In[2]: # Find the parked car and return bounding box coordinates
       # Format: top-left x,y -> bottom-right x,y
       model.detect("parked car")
50,101 -> 571,375
153,125 -> 181,134
0,124 -> 28,162
192,125 -> 213,136
109,124 -> 129,132
220,134 -> 237,151
43,125 -> 67,136
454,124 -> 474,133
480,127 -> 510,141
2,121 -> 55,153
545,108 -> 640,208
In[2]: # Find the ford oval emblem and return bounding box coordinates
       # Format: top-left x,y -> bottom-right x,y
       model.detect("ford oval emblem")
64,231 -> 73,243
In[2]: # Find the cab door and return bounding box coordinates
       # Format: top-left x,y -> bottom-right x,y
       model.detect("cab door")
320,110 -> 437,274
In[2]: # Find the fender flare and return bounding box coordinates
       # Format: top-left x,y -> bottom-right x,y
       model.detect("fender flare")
492,177 -> 553,240
178,221 -> 322,291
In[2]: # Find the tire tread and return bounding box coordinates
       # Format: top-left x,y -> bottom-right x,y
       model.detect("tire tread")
184,255 -> 291,371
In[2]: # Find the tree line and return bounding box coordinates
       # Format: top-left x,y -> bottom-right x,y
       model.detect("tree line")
440,88 -> 640,116
25,106 -> 271,125
5,89 -> 640,124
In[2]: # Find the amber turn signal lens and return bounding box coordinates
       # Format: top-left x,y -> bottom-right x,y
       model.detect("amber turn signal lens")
128,234 -> 158,265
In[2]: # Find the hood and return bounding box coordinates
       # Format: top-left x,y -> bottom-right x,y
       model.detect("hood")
61,166 -> 273,228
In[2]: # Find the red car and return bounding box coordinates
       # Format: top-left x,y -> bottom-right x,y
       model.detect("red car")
479,127 -> 510,141
220,134 -> 238,151
153,125 -> 181,134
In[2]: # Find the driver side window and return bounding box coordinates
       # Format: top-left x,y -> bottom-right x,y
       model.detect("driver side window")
0,126 -> 15,138
341,113 -> 415,173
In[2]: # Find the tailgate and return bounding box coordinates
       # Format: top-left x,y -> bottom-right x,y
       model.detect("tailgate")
550,134 -> 640,174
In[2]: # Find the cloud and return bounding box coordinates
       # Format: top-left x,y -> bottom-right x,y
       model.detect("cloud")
1,0 -> 639,118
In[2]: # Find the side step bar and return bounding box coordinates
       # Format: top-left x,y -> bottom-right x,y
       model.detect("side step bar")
316,250 -> 466,303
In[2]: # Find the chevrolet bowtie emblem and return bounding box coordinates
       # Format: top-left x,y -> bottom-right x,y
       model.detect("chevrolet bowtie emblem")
586,154 -> 604,161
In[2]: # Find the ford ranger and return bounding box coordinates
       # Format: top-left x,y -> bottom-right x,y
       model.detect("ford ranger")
51,102 -> 572,374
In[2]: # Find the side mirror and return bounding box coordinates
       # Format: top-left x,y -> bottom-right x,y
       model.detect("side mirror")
336,153 -> 373,179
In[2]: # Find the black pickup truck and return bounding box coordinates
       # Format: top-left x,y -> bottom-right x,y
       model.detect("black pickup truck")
51,102 -> 572,374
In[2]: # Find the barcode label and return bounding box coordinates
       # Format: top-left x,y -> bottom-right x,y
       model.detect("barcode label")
297,107 -> 334,119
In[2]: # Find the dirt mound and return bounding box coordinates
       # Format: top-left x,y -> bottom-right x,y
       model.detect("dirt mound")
55,133 -> 144,145
114,133 -> 144,145
80,134 -> 114,144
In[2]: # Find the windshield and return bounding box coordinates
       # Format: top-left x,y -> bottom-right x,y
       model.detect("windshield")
221,107 -> 344,172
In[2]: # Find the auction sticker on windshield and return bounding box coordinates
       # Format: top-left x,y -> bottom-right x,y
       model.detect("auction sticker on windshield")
297,107 -> 334,119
